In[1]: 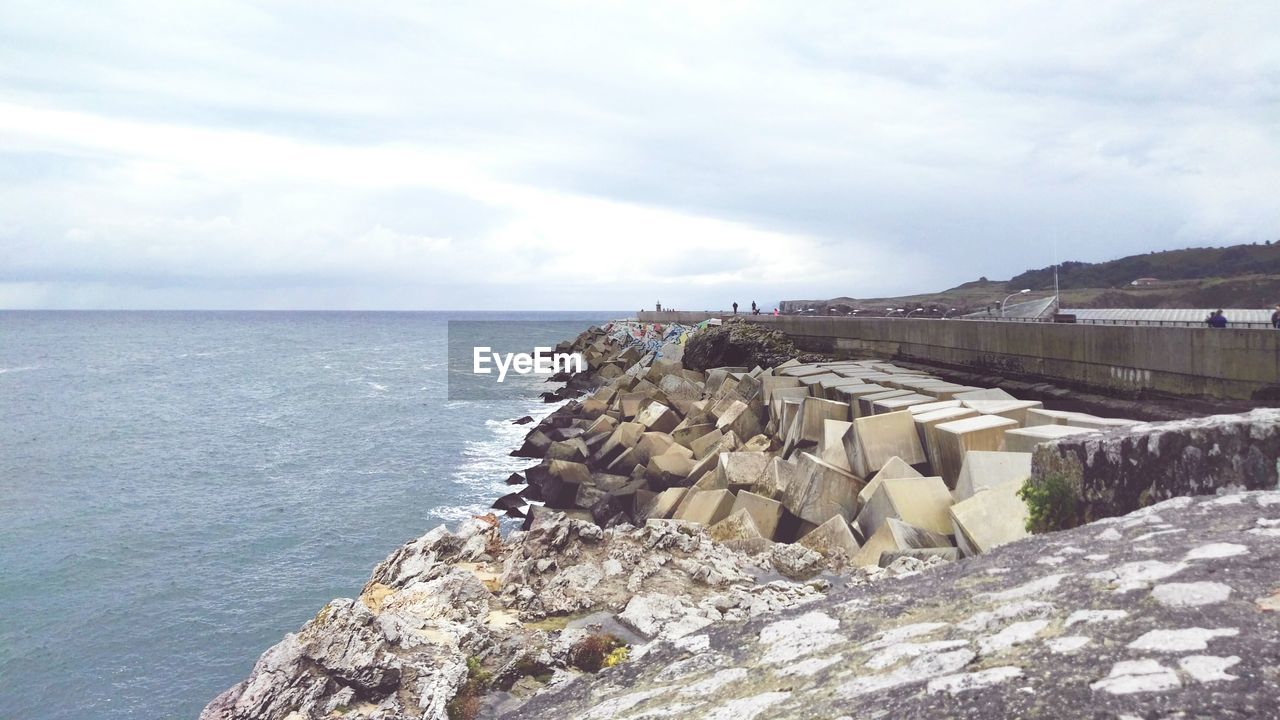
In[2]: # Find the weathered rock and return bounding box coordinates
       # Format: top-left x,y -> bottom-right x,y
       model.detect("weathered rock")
1030,408 -> 1280,528
878,546 -> 959,566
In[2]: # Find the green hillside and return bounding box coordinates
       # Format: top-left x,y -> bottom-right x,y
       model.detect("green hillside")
1008,242 -> 1280,291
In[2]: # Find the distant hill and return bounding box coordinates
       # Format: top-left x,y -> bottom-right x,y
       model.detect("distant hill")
1009,242 -> 1280,291
780,241 -> 1280,316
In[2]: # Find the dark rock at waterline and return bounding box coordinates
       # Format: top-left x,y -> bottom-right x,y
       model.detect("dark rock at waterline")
491,493 -> 526,515
512,415 -> 534,425
505,472 -> 525,485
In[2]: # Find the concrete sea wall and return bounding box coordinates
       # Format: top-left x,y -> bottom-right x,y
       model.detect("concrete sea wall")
637,312 -> 1280,405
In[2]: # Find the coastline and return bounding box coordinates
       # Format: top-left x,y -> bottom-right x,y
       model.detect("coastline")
201,318 -> 1280,720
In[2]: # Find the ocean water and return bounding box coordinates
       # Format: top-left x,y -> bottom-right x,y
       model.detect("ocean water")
0,310 -> 614,720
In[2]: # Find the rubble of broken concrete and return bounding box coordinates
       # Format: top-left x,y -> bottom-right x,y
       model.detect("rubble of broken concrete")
202,319 -> 1280,720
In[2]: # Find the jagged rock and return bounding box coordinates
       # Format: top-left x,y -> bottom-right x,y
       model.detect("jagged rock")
516,491 -> 1280,720
1028,409 -> 1280,528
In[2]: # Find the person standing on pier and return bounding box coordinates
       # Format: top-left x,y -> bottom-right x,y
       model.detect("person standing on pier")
1271,304 -> 1280,329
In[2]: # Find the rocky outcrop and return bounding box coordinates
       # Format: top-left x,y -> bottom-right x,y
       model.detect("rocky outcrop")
1030,409 -> 1280,528
514,491 -> 1280,719
200,511 -> 940,720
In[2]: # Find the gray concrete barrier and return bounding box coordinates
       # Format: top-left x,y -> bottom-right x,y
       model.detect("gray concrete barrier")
635,312 -> 1280,404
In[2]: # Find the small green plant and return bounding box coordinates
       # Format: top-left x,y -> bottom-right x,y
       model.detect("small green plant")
446,656 -> 492,720
1018,472 -> 1079,533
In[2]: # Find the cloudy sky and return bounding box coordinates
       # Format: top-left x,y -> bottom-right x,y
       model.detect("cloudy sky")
1,1 -> 1277,310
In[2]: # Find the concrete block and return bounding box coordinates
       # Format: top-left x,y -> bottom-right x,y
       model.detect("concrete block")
619,392 -> 647,420
546,437 -> 589,462
675,488 -> 735,525
735,373 -> 763,404
1024,408 -> 1087,427
635,401 -> 680,434
633,432 -> 676,465
779,364 -> 827,378
784,396 -> 850,457
644,450 -> 694,488
798,372 -> 842,394
769,386 -> 810,423
1002,425 -> 1100,453
962,399 -> 1044,426
716,399 -> 763,441
762,374 -> 802,404
872,393 -> 937,415
954,450 -> 1032,501
672,422 -> 716,449
657,374 -> 703,416
783,452 -> 865,526
594,421 -> 645,465
913,407 -> 979,478
846,410 -> 927,478
605,447 -> 640,474
685,431 -> 738,484
689,428 -> 725,459
854,476 -> 953,538
949,480 -> 1030,555
820,419 -> 854,472
717,452 -> 771,492
740,433 -> 772,453
834,383 -> 888,418
708,508 -> 764,546
907,400 -> 963,415
817,377 -> 865,400
857,389 -> 911,418
851,518 -> 952,568
934,415 -> 1019,488
1065,415 -> 1142,430
755,456 -> 797,500
797,515 -> 860,562
954,388 -> 1017,402
857,455 -> 924,506
731,490 -> 783,539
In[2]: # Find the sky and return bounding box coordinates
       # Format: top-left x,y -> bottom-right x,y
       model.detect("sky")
1,1 -> 1277,310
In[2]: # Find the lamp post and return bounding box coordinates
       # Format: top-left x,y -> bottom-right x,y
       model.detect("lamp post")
907,307 -> 924,318
943,307 -> 958,318
1001,289 -> 1031,317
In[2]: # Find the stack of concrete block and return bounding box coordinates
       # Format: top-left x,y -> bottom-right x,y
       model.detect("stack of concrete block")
506,323 -> 1149,570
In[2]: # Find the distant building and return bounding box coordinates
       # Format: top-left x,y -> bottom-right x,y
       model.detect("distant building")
1130,277 -> 1161,286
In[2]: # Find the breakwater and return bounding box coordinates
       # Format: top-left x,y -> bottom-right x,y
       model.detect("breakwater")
636,312 -> 1280,406
203,319 -> 1280,719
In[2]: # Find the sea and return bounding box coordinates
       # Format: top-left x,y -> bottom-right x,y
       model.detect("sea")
0,310 -> 618,720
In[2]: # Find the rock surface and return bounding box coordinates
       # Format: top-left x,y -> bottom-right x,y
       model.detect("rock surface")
513,491 -> 1280,719
1030,408 -> 1280,527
